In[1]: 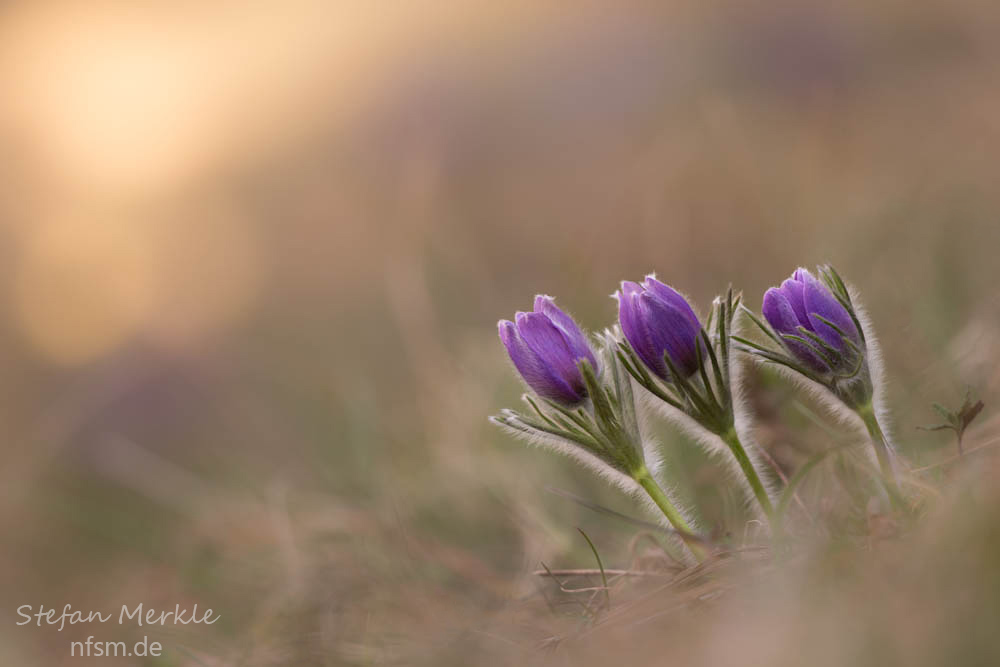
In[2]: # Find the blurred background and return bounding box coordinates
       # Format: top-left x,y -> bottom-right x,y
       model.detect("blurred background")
1,0 -> 1000,664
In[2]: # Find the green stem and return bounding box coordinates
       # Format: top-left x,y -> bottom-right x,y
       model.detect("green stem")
720,428 -> 775,520
633,466 -> 706,562
856,402 -> 903,507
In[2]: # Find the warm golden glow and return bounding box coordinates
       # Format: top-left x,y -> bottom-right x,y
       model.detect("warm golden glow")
0,1 -> 407,197
12,216 -> 157,365
9,209 -> 265,363
0,5 -> 219,195
143,209 -> 264,347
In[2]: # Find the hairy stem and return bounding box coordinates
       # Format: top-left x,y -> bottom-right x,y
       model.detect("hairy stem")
720,428 -> 775,520
633,466 -> 706,562
856,402 -> 903,508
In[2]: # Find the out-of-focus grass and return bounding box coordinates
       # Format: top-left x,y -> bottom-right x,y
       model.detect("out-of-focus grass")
1,0 -> 1000,665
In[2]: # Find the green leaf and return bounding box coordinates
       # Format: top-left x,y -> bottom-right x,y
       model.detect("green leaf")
701,327 -> 727,408
739,305 -> 785,347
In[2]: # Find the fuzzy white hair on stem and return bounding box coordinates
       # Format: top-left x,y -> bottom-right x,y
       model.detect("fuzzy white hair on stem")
734,282 -> 895,473
489,414 -> 638,493
488,413 -> 702,561
849,284 -> 895,454
727,328 -> 782,503
634,432 -> 703,534
633,383 -> 773,523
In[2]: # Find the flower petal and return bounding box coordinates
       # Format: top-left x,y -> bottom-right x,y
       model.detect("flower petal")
792,267 -> 814,283
642,276 -> 701,330
618,287 -> 665,378
778,278 -> 810,330
640,292 -> 702,377
762,288 -> 800,337
534,295 -> 598,373
615,281 -> 644,329
517,311 -> 588,400
500,318 -> 580,404
803,280 -> 859,351
619,281 -> 643,299
763,288 -> 828,371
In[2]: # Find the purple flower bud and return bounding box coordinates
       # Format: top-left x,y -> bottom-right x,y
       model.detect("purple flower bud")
615,276 -> 702,380
762,267 -> 860,371
498,296 -> 599,405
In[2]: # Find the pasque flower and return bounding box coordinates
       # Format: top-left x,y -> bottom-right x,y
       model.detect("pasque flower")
614,279 -> 775,521
494,311 -> 705,561
615,277 -> 702,380
762,268 -> 860,372
498,296 -> 599,405
740,264 -> 901,504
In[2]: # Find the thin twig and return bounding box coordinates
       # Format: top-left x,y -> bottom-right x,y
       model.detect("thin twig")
533,568 -> 670,578
911,437 -> 1000,473
539,562 -> 594,613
